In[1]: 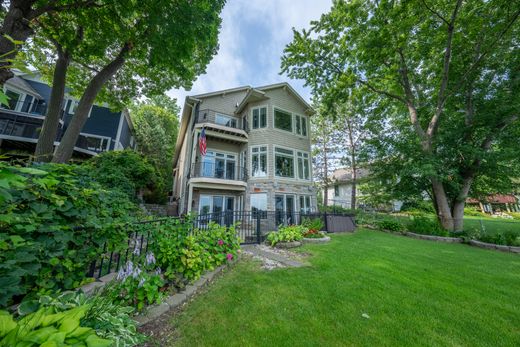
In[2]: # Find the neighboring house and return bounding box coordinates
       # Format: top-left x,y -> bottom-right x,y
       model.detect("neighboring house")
326,167 -> 403,211
0,71 -> 136,157
172,82 -> 317,222
467,195 -> 520,213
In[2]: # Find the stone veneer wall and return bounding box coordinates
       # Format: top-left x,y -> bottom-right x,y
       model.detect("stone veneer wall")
245,181 -> 317,212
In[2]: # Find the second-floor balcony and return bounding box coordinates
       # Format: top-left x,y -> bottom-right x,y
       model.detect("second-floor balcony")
190,162 -> 248,182
195,110 -> 249,143
0,112 -> 111,155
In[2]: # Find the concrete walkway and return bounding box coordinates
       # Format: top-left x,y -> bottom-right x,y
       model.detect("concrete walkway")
242,244 -> 304,268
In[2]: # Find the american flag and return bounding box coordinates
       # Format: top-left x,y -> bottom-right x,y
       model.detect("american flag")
198,128 -> 207,156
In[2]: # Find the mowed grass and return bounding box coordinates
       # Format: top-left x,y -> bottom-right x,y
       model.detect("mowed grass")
463,215 -> 520,235
168,230 -> 520,347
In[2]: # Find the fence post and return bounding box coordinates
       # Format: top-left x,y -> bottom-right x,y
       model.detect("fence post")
256,213 -> 261,244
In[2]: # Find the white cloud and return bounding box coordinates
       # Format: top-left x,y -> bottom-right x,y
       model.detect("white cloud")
166,0 -> 332,110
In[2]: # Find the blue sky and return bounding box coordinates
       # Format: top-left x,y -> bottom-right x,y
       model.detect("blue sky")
167,0 -> 332,109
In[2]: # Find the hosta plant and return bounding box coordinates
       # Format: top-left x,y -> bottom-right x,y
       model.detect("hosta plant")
267,225 -> 305,246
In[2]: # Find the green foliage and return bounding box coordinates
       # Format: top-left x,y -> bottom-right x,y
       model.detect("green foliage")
506,212 -> 520,220
129,97 -> 180,203
407,215 -> 448,236
0,305 -> 111,346
375,219 -> 403,232
302,229 -> 326,239
19,291 -> 145,346
83,150 -> 156,200
0,162 -> 138,308
302,217 -> 325,232
319,205 -> 355,214
267,225 -> 305,246
151,219 -> 240,285
282,0 -> 520,231
400,201 -> 436,214
108,271 -> 164,311
472,231 -> 520,247
464,207 -> 488,218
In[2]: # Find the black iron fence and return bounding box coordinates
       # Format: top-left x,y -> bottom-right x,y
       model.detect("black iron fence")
193,210 -> 356,244
86,211 -> 356,279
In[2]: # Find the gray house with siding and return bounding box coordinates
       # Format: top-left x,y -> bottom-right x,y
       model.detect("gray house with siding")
0,71 -> 136,157
172,82 -> 317,221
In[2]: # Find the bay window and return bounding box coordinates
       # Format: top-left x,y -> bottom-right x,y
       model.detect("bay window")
252,107 -> 267,129
297,151 -> 310,180
274,108 -> 292,132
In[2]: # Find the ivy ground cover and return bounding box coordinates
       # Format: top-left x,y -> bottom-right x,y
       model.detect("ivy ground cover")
167,230 -> 520,346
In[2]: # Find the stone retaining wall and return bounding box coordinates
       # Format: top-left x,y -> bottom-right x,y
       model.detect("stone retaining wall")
404,232 -> 463,243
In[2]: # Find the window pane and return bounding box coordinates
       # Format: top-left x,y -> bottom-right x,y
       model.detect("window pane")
275,147 -> 293,155
253,109 -> 259,129
260,107 -> 267,128
5,90 -> 20,110
274,109 -> 292,131
259,153 -> 267,176
251,193 -> 267,218
295,116 -> 301,134
213,196 -> 223,214
275,154 -> 294,177
302,117 -> 307,136
200,195 -> 211,214
226,160 -> 235,179
304,159 -> 310,179
298,157 -> 303,179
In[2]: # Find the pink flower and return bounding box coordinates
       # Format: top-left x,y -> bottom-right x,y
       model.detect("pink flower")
226,253 -> 233,261
218,240 -> 224,246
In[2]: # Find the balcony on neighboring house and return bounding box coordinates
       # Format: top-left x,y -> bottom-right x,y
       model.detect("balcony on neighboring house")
194,109 -> 248,143
0,100 -> 111,156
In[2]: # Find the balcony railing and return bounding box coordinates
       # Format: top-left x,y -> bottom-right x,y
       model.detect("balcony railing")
0,113 -> 111,154
190,162 -> 247,181
0,99 -> 47,116
196,109 -> 248,132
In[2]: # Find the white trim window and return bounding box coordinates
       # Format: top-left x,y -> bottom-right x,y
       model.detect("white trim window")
251,145 -> 267,177
295,115 -> 307,136
4,89 -> 22,111
296,151 -> 310,180
274,147 -> 294,178
252,106 -> 267,129
300,195 -> 312,214
251,193 -> 268,219
274,108 -> 292,132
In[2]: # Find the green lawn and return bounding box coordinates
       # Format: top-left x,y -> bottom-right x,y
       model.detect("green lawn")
167,230 -> 520,346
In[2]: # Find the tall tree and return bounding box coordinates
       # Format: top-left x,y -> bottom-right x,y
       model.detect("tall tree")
311,102 -> 342,207
282,0 -> 520,231
0,0 -> 102,85
27,0 -> 225,163
129,95 -> 179,202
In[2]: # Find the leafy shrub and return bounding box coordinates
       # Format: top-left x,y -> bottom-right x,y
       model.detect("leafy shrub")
0,163 -> 139,308
464,206 -> 488,217
319,205 -> 356,214
302,217 -> 325,231
400,200 -> 435,214
0,305 -> 111,346
151,219 -> 240,285
375,219 -> 403,232
302,229 -> 326,239
266,225 -> 305,246
83,150 -> 156,201
19,291 -> 145,346
478,232 -> 520,246
407,215 -> 448,236
506,212 -> 520,220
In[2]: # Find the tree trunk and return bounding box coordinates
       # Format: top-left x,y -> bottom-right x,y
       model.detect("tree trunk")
350,153 -> 357,210
52,43 -> 130,163
34,50 -> 69,162
0,0 -> 36,85
431,178 -> 454,231
451,175 -> 474,232
323,144 -> 329,207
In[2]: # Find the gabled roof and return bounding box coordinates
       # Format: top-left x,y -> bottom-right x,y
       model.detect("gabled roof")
5,76 -> 43,99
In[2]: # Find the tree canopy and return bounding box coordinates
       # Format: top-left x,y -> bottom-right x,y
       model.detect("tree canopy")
282,0 -> 520,231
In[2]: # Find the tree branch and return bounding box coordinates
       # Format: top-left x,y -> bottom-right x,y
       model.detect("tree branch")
28,0 -> 104,20
420,0 -> 450,26
426,0 -> 463,139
